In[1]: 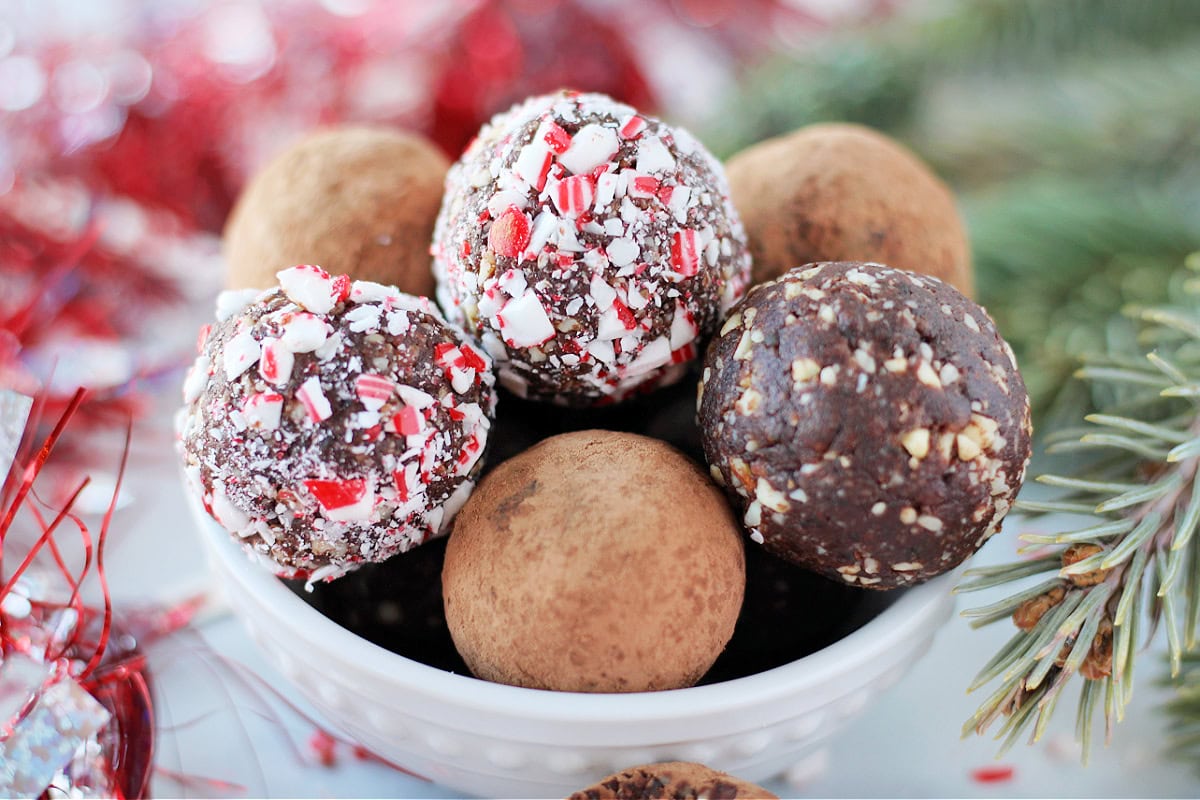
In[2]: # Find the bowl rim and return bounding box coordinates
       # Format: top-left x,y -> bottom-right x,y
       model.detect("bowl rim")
196,494 -> 954,723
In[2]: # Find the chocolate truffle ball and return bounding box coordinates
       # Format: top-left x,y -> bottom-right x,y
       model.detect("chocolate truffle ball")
443,430 -> 745,692
179,264 -> 497,583
432,91 -> 751,405
726,123 -> 973,296
569,762 -> 778,800
224,127 -> 448,297
699,262 -> 1030,589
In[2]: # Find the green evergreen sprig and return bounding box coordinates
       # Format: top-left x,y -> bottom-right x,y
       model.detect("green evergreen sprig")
1163,650 -> 1200,772
957,254 -> 1200,758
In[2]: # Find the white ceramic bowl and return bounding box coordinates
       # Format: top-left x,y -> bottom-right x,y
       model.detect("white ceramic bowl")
191,494 -> 955,797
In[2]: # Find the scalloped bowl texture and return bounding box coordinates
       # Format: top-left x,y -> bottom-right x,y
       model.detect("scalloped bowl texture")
191,493 -> 955,797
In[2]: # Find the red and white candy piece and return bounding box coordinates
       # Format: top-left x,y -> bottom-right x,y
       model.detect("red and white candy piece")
669,303 -> 699,350
355,373 -> 394,412
496,290 -> 556,348
635,135 -> 676,174
196,324 -> 211,353
625,335 -> 672,377
584,338 -> 614,364
435,341 -> 489,394
456,433 -> 483,474
277,265 -> 349,315
349,280 -> 399,305
670,229 -> 700,278
594,171 -> 619,211
216,288 -> 260,322
243,392 -> 284,430
589,274 -> 617,307
553,174 -> 596,218
541,118 -> 572,154
435,342 -> 489,372
514,137 -> 553,192
668,185 -> 692,223
559,123 -> 619,175
388,405 -> 425,437
391,461 -> 420,503
606,237 -> 640,268
596,298 -> 638,341
258,338 -> 294,385
396,384 -> 436,409
296,376 -> 332,423
302,478 -> 375,522
618,115 -> 647,140
223,330 -> 261,380
626,173 -> 659,200
211,486 -> 251,532
279,312 -> 329,353
489,207 -> 532,258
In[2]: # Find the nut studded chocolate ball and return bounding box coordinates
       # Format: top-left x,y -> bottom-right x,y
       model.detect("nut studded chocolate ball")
726,124 -> 973,296
699,262 -> 1031,589
443,431 -> 745,692
569,762 -> 778,800
179,265 -> 497,584
432,91 -> 751,405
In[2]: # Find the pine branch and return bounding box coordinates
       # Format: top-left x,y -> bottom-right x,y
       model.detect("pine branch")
1162,650 -> 1200,774
958,254 -> 1200,759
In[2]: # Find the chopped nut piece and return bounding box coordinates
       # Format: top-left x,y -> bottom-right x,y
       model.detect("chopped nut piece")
916,361 -> 942,388
956,433 -> 982,461
728,457 -> 754,490
735,388 -> 763,416
733,330 -> 754,360
791,358 -> 821,383
916,514 -> 943,532
901,428 -> 930,459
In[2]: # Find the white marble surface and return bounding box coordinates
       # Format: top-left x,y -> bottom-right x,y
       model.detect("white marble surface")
96,407 -> 1199,798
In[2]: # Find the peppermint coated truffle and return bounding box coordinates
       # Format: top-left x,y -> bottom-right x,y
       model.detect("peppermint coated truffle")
179,265 -> 496,583
442,430 -> 745,692
224,127 -> 448,297
569,762 -> 778,800
432,91 -> 751,405
726,124 -> 973,296
699,262 -> 1030,589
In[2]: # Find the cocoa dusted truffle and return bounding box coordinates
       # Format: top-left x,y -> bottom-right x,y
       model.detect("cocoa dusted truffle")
726,124 -> 973,296
699,262 -> 1030,589
442,430 -> 745,691
224,127 -> 449,297
569,762 -> 778,800
432,91 -> 751,405
179,265 -> 497,584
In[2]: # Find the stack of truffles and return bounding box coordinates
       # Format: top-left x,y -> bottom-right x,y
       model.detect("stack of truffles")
177,90 -> 1031,792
